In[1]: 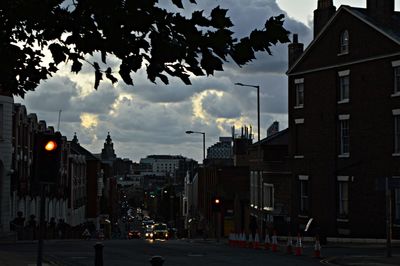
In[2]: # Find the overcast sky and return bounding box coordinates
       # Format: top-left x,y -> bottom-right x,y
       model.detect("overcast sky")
15,0 -> 400,163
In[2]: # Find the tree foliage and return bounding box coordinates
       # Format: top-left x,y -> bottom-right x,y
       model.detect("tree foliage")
0,0 -> 290,97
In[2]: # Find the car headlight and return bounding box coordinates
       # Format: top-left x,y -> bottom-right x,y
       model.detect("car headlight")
150,233 -> 153,237
165,233 -> 168,237
145,233 -> 149,236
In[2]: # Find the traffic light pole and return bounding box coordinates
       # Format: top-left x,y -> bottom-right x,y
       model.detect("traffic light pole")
37,184 -> 46,266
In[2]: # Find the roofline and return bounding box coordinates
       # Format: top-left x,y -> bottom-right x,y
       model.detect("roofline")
287,6 -> 400,75
288,51 -> 400,76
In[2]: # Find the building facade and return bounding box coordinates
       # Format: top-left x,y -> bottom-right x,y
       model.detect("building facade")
287,0 -> 400,238
0,89 -> 13,234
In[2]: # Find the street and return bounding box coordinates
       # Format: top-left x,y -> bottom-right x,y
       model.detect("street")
1,238 -> 399,266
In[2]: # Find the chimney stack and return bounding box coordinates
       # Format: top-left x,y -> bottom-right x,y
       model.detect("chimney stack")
288,34 -> 304,68
313,0 -> 336,38
367,0 -> 394,25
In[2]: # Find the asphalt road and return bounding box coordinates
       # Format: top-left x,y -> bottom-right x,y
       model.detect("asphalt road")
0,238 -> 399,266
0,238 -> 322,266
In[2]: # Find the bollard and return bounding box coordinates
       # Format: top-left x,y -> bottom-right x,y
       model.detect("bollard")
94,242 -> 104,266
149,255 -> 165,266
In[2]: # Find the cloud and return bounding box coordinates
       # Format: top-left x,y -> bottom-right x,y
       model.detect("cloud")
15,0 -> 312,162
202,91 -> 242,119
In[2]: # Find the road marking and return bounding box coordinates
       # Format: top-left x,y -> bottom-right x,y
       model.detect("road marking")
71,257 -> 88,259
320,257 -> 337,265
187,254 -> 205,257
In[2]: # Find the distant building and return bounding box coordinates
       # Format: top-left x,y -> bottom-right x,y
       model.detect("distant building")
267,121 -> 279,137
0,88 -> 14,233
206,137 -> 233,160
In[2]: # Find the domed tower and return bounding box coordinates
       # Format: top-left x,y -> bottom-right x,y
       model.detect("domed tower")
100,132 -> 117,161
0,86 -> 14,233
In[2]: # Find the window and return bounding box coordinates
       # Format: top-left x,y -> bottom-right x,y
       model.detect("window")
294,119 -> 305,158
395,115 -> 400,154
339,117 -> 350,155
395,67 -> 400,94
338,181 -> 349,218
340,30 -> 349,54
299,179 -> 309,214
395,188 -> 400,222
263,184 -> 274,211
294,79 -> 304,107
338,71 -> 350,102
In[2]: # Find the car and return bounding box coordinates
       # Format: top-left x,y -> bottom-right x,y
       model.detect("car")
152,223 -> 169,240
127,230 -> 141,239
142,219 -> 155,229
144,228 -> 154,239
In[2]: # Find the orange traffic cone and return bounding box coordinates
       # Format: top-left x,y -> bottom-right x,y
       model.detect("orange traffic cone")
248,233 -> 253,248
264,233 -> 270,251
286,235 -> 293,254
295,233 -> 303,256
241,233 -> 246,248
271,231 -> 278,252
314,235 -> 321,258
233,233 -> 238,247
254,232 -> 260,249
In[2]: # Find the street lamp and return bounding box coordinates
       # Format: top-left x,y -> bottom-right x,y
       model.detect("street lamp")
185,130 -> 206,162
234,83 -> 260,142
235,82 -> 263,235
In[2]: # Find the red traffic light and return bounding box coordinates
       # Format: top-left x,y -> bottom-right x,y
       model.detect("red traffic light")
44,140 -> 57,151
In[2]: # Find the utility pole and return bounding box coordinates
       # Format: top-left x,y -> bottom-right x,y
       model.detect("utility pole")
385,177 -> 392,258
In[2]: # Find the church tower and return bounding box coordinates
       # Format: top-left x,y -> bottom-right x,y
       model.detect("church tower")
101,132 -> 117,161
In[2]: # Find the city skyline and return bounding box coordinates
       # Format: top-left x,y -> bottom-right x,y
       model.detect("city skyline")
13,0 -> 400,163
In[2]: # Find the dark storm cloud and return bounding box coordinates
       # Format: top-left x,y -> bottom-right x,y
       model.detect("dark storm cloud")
23,76 -> 78,112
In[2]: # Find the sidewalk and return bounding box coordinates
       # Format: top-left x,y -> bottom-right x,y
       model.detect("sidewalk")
0,251 -> 54,266
330,255 -> 400,266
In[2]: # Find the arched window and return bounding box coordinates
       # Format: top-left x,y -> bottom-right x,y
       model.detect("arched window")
340,30 -> 349,54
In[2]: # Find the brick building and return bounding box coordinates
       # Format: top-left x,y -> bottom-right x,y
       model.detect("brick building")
248,128 -> 291,236
287,0 -> 400,238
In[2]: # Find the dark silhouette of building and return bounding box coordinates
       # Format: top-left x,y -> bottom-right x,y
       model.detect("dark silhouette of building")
287,0 -> 400,238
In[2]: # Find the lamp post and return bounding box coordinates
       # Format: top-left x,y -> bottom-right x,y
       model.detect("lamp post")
185,131 -> 206,162
234,83 -> 260,142
235,82 -> 263,236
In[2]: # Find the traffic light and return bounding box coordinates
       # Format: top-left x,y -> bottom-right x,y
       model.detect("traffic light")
33,132 -> 62,184
212,196 -> 222,212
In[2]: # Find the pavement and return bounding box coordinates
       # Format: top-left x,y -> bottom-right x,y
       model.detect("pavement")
328,255 -> 400,266
0,251 -> 54,266
1,238 -> 400,265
